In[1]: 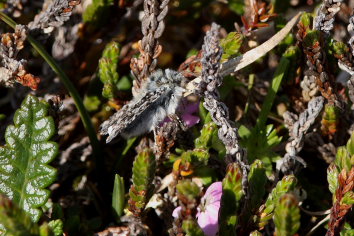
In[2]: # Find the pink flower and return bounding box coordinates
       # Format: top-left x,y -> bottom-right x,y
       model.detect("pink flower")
196,182 -> 222,236
172,182 -> 222,236
163,101 -> 200,127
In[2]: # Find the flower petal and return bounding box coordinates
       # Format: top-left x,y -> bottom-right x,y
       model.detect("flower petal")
197,212 -> 219,236
172,206 -> 182,219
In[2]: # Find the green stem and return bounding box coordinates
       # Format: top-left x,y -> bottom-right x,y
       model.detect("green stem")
0,12 -> 101,158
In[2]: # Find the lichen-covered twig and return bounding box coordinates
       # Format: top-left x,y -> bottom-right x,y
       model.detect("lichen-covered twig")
28,0 -> 81,35
314,0 -> 343,35
277,96 -> 324,174
0,25 -> 40,90
197,23 -> 249,192
130,0 -> 170,94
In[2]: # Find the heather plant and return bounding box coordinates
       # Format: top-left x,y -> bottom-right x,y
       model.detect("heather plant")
0,0 -> 354,235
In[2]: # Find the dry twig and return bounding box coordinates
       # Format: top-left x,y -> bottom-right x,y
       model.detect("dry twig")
130,0 -> 170,95
0,25 -> 40,90
314,0 -> 343,35
277,96 -> 324,174
28,0 -> 81,35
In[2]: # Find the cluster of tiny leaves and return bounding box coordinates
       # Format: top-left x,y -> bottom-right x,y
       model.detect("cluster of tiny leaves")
273,194 -> 300,236
219,32 -> 243,62
328,133 -> 354,203
128,148 -> 156,214
240,124 -> 282,174
99,41 -> 120,100
0,95 -> 58,222
219,163 -> 244,235
180,122 -> 217,165
257,175 -> 297,228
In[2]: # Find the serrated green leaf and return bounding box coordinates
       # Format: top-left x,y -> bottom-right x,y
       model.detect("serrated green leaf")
327,163 -> 339,195
0,194 -> 40,235
112,174 -> 125,220
219,163 -> 244,235
0,95 -> 58,222
273,194 -> 300,236
182,219 -> 205,236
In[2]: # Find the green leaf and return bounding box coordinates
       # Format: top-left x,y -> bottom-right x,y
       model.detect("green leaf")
84,95 -> 101,112
176,180 -> 201,200
257,57 -> 289,129
258,175 -> 296,228
219,163 -> 244,235
83,0 -> 114,27
220,32 -> 243,62
242,124 -> 282,174
228,0 -> 244,15
341,223 -> 354,236
116,76 -> 132,91
128,148 -> 156,215
0,195 -> 40,235
327,163 -> 339,195
112,174 -> 125,220
346,132 -> 354,156
47,220 -> 63,236
99,41 -> 121,100
335,147 -> 351,172
273,194 -> 300,236
0,95 -> 58,222
195,122 -> 217,150
248,160 -> 267,212
299,12 -> 312,30
182,219 -> 205,236
341,191 -> 354,205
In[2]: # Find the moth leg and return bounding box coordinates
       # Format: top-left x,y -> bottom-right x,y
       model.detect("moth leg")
168,114 -> 187,131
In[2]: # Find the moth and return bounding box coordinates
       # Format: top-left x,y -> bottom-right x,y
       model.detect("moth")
100,69 -> 187,142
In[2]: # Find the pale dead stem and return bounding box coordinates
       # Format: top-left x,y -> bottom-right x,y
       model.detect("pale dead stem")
219,12 -> 302,77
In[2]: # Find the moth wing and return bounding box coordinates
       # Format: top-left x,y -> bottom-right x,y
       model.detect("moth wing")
100,87 -> 169,142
